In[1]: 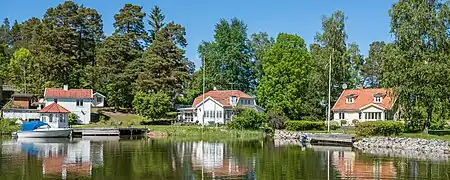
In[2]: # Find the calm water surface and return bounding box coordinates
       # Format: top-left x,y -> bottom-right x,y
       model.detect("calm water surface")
0,137 -> 449,179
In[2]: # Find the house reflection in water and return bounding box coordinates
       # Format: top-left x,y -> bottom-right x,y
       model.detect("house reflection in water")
15,138 -> 105,179
191,142 -> 249,178
332,151 -> 396,179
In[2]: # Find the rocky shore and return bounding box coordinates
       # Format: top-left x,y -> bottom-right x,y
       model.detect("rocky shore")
274,130 -> 450,160
354,137 -> 449,154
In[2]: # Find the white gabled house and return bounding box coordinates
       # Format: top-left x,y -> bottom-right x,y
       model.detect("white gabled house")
44,85 -> 105,124
178,90 -> 264,125
331,87 -> 397,124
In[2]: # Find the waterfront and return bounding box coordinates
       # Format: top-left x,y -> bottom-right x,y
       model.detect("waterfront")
0,137 -> 449,179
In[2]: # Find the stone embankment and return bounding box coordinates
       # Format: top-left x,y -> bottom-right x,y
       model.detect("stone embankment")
274,130 -> 450,159
354,137 -> 449,154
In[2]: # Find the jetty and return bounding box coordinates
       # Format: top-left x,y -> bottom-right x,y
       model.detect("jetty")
274,130 -> 355,147
72,128 -> 148,137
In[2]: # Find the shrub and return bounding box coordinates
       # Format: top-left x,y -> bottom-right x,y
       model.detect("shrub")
68,113 -> 79,125
430,119 -> 446,130
356,121 -> 405,137
267,112 -> 286,129
330,121 -> 340,130
0,119 -> 20,134
340,120 -> 347,125
227,109 -> 267,130
352,119 -> 359,125
133,92 -> 171,120
285,121 -> 325,131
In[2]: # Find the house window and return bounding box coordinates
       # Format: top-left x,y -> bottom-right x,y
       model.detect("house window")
49,114 -> 53,122
374,96 -> 382,103
42,116 -> 47,122
96,96 -> 103,103
212,111 -> 215,118
76,99 -> 84,107
339,113 -> 345,120
54,99 -> 58,103
364,112 -> 382,120
59,114 -> 63,122
346,97 -> 353,104
359,112 -> 362,119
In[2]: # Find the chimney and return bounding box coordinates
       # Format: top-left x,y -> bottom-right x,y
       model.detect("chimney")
359,86 -> 364,90
63,85 -> 69,91
213,87 -> 217,91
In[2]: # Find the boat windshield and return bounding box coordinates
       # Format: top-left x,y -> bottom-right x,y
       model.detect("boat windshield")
35,125 -> 51,129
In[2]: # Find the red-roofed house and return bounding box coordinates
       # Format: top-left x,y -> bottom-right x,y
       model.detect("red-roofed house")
37,102 -> 70,128
331,87 -> 397,124
178,90 -> 264,124
44,85 -> 103,124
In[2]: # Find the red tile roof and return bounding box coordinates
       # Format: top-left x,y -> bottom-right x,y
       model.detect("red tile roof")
332,88 -> 395,111
193,90 -> 253,107
38,102 -> 70,113
45,88 -> 93,99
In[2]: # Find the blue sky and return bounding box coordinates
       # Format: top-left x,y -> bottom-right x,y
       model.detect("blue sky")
0,0 -> 396,68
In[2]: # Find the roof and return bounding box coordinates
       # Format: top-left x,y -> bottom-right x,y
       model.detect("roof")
37,102 -> 70,113
93,92 -> 105,97
193,90 -> 253,107
12,93 -> 33,98
332,88 -> 395,111
45,88 -> 93,99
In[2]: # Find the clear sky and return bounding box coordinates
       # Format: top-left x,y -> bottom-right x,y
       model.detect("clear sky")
0,0 -> 396,68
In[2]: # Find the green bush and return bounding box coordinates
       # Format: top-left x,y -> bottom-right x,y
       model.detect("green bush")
0,119 -> 20,135
430,119 -> 446,130
352,119 -> 359,125
133,92 -> 171,120
330,121 -> 340,130
356,121 -> 405,137
68,113 -> 79,125
340,120 -> 347,125
285,121 -> 325,131
227,109 -> 267,130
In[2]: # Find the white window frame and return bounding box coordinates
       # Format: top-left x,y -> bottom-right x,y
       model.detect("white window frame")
76,99 -> 84,107
346,97 -> 354,104
339,112 -> 345,120
374,96 -> 382,103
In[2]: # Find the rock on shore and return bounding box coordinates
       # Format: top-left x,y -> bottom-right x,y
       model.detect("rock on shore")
354,137 -> 449,154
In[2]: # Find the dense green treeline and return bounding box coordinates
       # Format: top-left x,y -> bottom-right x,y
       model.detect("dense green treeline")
1,0 -> 450,133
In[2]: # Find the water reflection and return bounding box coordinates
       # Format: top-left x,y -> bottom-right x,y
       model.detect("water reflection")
2,137 -> 114,179
0,138 -> 449,179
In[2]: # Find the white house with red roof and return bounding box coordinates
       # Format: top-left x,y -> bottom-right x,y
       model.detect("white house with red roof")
178,90 -> 264,124
331,87 -> 397,123
37,102 -> 70,128
44,85 -> 102,124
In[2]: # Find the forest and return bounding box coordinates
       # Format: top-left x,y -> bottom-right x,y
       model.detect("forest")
1,0 -> 450,133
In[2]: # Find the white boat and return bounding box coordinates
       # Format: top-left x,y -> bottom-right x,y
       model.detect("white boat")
15,121 -> 71,138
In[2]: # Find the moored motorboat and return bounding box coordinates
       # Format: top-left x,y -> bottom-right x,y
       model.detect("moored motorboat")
15,121 -> 71,138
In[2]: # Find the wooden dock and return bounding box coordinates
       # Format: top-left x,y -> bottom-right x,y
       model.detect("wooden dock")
72,128 -> 147,137
308,133 -> 355,146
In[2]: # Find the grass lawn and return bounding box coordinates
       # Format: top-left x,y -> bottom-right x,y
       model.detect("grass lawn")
399,133 -> 450,141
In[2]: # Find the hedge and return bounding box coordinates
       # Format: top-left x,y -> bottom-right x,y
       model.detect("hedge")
286,121 -> 325,131
356,121 -> 405,137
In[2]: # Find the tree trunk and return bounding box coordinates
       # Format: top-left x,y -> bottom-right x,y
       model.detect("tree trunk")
423,105 -> 432,134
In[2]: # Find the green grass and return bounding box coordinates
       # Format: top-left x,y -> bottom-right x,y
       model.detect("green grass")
147,125 -> 265,140
399,133 -> 450,141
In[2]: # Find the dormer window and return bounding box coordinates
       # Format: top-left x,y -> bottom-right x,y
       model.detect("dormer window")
346,97 -> 354,104
374,96 -> 382,103
373,93 -> 383,103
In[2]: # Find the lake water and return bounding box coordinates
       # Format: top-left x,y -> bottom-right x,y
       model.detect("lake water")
0,137 -> 449,180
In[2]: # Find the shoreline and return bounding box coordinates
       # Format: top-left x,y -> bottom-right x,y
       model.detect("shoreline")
274,130 -> 450,158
